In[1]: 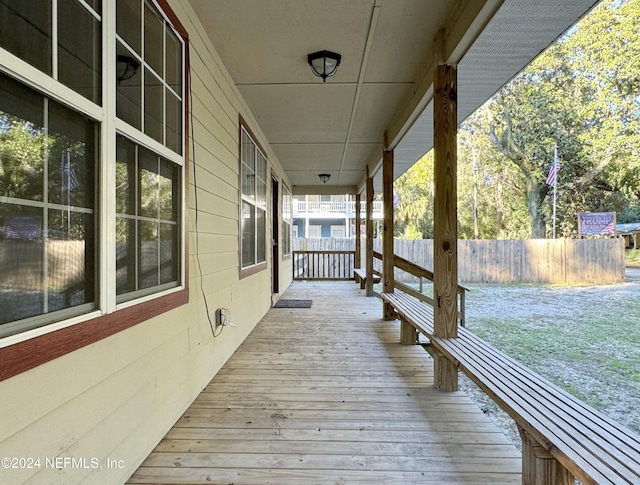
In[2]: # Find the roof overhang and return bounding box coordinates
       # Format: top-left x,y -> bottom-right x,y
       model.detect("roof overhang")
188,0 -> 600,195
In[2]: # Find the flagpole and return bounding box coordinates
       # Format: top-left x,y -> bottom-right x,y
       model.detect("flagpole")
67,148 -> 71,239
552,145 -> 557,239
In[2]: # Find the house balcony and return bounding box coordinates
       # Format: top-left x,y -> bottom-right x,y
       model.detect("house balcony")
127,281 -> 520,484
293,200 -> 384,219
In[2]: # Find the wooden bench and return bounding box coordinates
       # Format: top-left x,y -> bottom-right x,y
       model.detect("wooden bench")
353,268 -> 381,289
381,291 -> 640,485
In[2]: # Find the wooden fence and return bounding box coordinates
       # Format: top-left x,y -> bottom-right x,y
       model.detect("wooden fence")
293,238 -> 626,284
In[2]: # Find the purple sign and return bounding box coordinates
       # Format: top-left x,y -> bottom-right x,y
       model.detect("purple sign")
578,212 -> 616,236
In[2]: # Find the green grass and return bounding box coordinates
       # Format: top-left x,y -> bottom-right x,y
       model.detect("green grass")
626,249 -> 640,267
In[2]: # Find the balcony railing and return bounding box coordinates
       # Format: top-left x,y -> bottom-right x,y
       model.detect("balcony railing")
292,250 -> 355,280
293,200 -> 383,216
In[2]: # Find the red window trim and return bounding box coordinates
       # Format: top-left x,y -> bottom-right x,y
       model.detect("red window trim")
0,0 -> 191,383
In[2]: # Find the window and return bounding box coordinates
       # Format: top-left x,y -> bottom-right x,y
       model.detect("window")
331,225 -> 346,238
116,0 -> 183,154
282,185 -> 292,256
308,225 -> 321,238
240,124 -> 267,270
0,0 -> 102,104
115,0 -> 183,301
0,0 -> 185,341
115,136 -> 180,301
0,73 -> 97,334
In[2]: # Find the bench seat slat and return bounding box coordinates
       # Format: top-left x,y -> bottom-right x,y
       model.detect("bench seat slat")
437,336 -> 639,484
455,329 -> 640,459
432,338 -> 616,483
382,293 -> 434,336
384,292 -> 640,469
380,291 -> 640,485
450,341 -> 640,479
354,268 -> 381,286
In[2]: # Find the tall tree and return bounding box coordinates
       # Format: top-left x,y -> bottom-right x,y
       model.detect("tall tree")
468,0 -> 640,237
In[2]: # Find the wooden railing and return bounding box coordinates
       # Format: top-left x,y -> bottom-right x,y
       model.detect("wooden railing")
373,251 -> 467,326
293,250 -> 356,280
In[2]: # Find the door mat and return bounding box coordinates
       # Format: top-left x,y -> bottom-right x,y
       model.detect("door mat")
274,299 -> 312,308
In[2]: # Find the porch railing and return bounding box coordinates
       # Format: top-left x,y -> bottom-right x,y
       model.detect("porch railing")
373,250 -> 467,327
293,250 -> 356,280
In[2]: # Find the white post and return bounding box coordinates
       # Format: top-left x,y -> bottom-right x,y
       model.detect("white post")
305,195 -> 310,238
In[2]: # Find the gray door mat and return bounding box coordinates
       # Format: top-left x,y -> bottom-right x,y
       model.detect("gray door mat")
274,299 -> 312,308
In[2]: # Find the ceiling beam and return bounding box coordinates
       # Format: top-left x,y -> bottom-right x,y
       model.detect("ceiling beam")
338,1 -> 381,184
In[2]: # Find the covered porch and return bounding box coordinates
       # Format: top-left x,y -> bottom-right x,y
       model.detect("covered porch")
128,281 -> 520,484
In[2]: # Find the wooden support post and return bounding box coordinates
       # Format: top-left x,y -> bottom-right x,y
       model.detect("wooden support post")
400,320 -> 418,345
382,148 -> 395,320
355,194 -> 362,269
518,427 -> 573,485
433,63 -> 459,392
365,167 -> 374,297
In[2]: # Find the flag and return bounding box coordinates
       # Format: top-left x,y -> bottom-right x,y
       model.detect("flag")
546,158 -> 560,186
602,221 -> 615,235
61,150 -> 80,192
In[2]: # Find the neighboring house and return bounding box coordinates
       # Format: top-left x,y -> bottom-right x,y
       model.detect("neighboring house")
293,194 -> 383,238
0,1 -> 601,484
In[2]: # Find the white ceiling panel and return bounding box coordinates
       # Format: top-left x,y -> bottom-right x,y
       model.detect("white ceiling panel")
238,84 -> 356,144
272,144 -> 345,171
189,0 -> 601,195
350,83 -> 412,143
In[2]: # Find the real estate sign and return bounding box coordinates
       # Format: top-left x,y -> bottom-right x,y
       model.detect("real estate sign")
578,212 -> 616,236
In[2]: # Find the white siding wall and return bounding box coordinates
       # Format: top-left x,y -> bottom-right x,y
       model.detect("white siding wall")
0,1 -> 293,483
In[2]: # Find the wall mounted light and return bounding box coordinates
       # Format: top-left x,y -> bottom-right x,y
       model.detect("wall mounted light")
307,50 -> 342,82
318,173 -> 331,184
117,54 -> 140,82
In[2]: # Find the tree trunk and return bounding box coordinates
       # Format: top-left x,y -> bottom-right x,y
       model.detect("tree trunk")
528,182 -> 546,238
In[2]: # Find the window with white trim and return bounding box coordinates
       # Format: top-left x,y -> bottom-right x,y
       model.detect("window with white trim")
0,0 -> 185,339
282,185 -> 292,256
240,126 -> 266,269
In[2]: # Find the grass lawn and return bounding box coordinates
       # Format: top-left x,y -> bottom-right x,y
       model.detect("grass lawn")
463,282 -> 640,438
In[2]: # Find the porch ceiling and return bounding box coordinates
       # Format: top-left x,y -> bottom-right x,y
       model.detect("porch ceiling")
189,0 -> 600,195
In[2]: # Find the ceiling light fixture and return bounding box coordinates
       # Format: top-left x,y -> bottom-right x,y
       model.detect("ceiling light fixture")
318,173 -> 331,184
307,50 -> 342,82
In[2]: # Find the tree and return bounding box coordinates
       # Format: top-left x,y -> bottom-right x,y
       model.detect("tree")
394,151 -> 434,239
467,0 -> 640,237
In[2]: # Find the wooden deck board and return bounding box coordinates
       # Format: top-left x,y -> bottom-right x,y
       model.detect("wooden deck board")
127,282 -> 521,484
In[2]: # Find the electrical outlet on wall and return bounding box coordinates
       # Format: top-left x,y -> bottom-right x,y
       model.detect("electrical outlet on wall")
214,308 -> 231,329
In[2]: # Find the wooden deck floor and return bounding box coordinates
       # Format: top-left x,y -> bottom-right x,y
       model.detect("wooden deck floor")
128,281 -> 521,484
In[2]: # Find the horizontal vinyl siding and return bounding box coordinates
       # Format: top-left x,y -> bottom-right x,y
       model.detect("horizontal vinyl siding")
0,0 -> 292,483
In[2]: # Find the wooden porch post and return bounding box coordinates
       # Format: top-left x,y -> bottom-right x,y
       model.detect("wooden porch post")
355,194 -> 362,269
382,148 -> 395,320
433,63 -> 459,392
519,427 -> 574,485
365,166 -> 374,296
